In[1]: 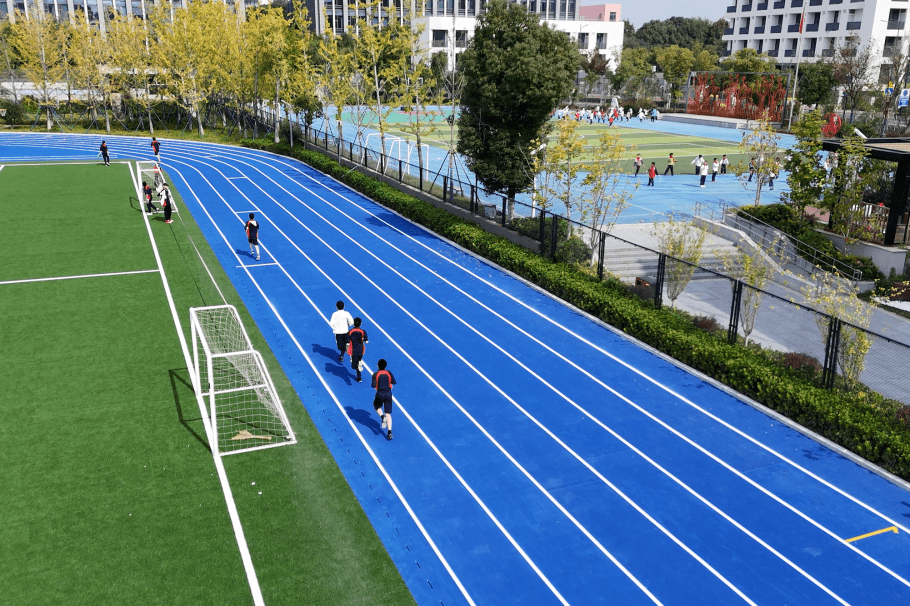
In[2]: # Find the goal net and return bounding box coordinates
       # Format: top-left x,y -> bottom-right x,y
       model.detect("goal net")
190,305 -> 296,455
137,160 -> 178,213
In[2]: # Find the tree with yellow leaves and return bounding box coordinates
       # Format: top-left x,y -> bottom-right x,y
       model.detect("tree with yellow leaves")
11,0 -> 67,130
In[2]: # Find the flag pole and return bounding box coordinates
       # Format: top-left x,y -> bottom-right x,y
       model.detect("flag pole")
787,4 -> 809,130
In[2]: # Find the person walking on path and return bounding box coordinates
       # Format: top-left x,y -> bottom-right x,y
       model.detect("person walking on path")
691,154 -> 704,175
372,358 -> 397,440
142,181 -> 158,214
245,212 -> 260,260
663,153 -> 675,176
720,155 -> 729,175
161,183 -> 173,223
633,154 -> 643,177
768,157 -> 781,190
650,108 -> 658,122
711,158 -> 719,183
347,318 -> 368,383
151,137 -> 161,163
699,160 -> 709,187
99,140 -> 110,166
330,301 -> 354,363
748,157 -> 756,182
647,162 -> 656,187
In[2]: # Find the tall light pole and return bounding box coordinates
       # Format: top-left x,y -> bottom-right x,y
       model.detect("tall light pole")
787,3 -> 808,131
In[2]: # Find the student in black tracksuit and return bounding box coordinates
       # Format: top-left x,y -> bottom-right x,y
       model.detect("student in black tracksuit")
161,183 -> 173,223
151,137 -> 161,163
245,213 -> 260,260
142,181 -> 158,214
100,140 -> 110,166
348,318 -> 368,383
372,358 -> 396,440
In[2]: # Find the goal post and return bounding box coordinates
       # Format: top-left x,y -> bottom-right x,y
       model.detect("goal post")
137,160 -> 178,213
190,305 -> 296,456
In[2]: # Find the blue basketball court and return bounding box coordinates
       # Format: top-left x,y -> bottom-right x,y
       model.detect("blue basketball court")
2,131 -> 909,606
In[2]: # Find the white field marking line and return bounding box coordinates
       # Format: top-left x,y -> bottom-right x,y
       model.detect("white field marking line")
233,210 -> 260,215
249,150 -> 910,537
0,269 -> 159,286
236,263 -> 278,268
217,155 -> 859,604
188,156 -> 732,606
128,161 -> 265,606
234,161 -> 910,591
176,158 -> 575,606
160,160 -> 479,606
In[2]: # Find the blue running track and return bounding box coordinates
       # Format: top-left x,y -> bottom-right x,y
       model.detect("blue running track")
3,133 -> 910,606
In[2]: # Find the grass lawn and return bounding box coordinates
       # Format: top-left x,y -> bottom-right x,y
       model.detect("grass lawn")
0,162 -> 415,605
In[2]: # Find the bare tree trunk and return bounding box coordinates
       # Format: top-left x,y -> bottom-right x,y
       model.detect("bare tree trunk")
274,80 -> 280,144
253,71 -> 260,138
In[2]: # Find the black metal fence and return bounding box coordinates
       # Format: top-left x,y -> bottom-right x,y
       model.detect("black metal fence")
295,123 -> 910,408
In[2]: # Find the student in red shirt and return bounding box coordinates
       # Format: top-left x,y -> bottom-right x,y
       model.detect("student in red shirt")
371,358 -> 397,440
647,162 -> 657,187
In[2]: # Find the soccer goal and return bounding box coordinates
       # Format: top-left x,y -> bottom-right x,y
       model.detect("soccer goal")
137,160 -> 178,213
190,305 -> 296,456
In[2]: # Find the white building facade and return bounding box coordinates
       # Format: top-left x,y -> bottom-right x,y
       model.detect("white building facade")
722,0 -> 903,82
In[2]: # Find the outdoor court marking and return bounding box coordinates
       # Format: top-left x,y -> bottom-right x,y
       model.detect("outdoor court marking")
236,262 -> 278,268
846,526 -> 899,543
128,160 -> 265,606
236,147 -> 910,558
203,149 -> 896,601
160,160 -> 481,606
0,268 -> 159,286
180,148 -> 875,603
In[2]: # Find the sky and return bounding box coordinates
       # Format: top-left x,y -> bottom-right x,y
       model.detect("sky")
585,0 -> 730,29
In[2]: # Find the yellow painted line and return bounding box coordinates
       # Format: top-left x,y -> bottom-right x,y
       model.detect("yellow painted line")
845,526 -> 898,543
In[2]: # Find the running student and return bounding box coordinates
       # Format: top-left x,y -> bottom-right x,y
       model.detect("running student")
161,183 -> 173,223
633,154 -> 643,177
372,358 -> 396,441
100,140 -> 110,166
330,301 -> 354,363
245,213 -> 260,260
151,137 -> 161,163
647,162 -> 656,187
347,318 -> 368,383
663,153 -> 675,175
142,181 -> 158,214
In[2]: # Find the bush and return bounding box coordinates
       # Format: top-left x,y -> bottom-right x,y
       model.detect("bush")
692,315 -> 723,333
0,99 -> 26,125
245,139 -> 910,481
555,236 -> 593,265
781,353 -> 822,373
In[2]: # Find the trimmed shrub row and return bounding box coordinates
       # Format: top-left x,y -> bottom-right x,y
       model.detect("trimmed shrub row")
245,139 -> 910,481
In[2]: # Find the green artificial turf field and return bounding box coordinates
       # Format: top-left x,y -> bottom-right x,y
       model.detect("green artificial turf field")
336,109 -> 753,173
0,162 -> 415,605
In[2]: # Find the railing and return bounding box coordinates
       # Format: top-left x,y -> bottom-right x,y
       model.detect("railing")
773,0 -> 785,7
803,48 -> 816,57
809,0 -> 822,5
770,24 -> 782,33
742,2 -> 753,9
821,48 -> 835,56
725,27 -> 734,34
785,49 -> 797,57
826,21 -> 840,31
757,1 -> 768,9
790,0 -> 803,6
768,49 -> 780,56
806,22 -> 819,31
727,5 -> 737,12
739,26 -> 750,34
846,21 -> 861,30
754,25 -> 765,33
884,47 -> 898,57
829,0 -> 842,3
787,23 -> 801,32
887,19 -> 905,30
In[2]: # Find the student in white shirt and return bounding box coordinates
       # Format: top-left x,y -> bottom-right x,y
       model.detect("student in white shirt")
711,158 -> 719,182
330,300 -> 355,363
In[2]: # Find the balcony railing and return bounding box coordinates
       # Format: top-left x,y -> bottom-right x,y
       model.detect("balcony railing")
807,22 -> 819,31
768,49 -> 779,57
887,19 -> 905,30
739,26 -> 750,34
785,49 -> 797,57
742,2 -> 753,9
821,48 -> 835,56
757,1 -> 768,8
826,22 -> 840,31
788,23 -> 800,32
829,0 -> 842,3
803,48 -> 816,57
884,47 -> 898,57
790,0 -> 802,6
846,21 -> 861,30
724,27 -> 734,35
770,24 -> 782,33
773,0 -> 785,7
727,5 -> 736,12
809,0 -> 821,5
754,26 -> 765,33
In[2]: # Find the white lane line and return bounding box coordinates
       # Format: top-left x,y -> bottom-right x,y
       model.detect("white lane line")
244,151 -> 910,537
236,262 -> 278,268
159,159 -> 481,606
234,157 -> 910,592
0,269 -> 159,285
128,161 -> 265,606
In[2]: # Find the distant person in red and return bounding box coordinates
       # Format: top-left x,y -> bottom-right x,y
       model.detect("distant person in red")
372,358 -> 396,441
142,181 -> 158,214
245,212 -> 260,260
347,318 -> 368,383
151,137 -> 161,163
161,183 -> 173,223
647,162 -> 656,187
99,140 -> 110,166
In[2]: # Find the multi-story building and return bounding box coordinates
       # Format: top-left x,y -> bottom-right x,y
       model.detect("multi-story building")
313,0 -> 624,71
722,0 -> 904,82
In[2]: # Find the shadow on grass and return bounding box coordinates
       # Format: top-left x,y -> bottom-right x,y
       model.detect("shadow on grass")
345,405 -> 383,435
169,368 -> 211,453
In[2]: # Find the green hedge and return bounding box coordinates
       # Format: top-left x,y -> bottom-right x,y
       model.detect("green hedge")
244,139 -> 910,481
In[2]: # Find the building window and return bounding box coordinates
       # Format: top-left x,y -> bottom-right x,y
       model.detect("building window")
609,11 -> 616,21
578,32 -> 588,49
432,30 -> 448,48
596,32 -> 607,49
455,30 -> 468,48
